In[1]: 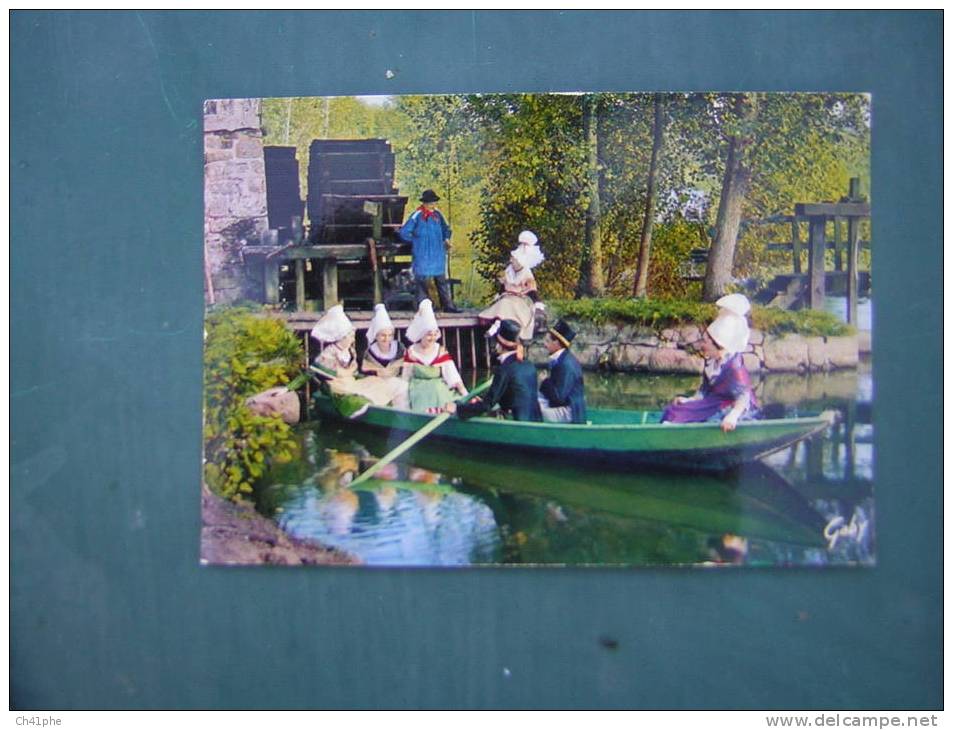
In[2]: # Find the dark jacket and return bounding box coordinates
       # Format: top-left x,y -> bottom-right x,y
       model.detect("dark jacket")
539,348 -> 587,424
457,353 -> 542,422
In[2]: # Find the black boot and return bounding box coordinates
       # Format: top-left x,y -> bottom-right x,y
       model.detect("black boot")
413,276 -> 431,307
436,275 -> 461,313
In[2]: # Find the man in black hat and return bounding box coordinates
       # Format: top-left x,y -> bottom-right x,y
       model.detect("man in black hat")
538,319 -> 587,423
398,189 -> 460,313
450,319 -> 542,422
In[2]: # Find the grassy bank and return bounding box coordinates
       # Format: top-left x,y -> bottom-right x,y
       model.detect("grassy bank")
550,298 -> 853,337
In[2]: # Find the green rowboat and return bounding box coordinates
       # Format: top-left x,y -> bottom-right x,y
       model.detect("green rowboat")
311,394 -> 834,473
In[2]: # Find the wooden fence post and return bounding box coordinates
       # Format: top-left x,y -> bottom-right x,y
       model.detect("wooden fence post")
791,219 -> 802,274
808,216 -> 827,310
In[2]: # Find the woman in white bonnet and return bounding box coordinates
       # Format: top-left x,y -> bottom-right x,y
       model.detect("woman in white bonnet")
660,293 -> 759,432
401,299 -> 468,413
478,230 -> 545,341
360,303 -> 410,408
310,304 -> 406,418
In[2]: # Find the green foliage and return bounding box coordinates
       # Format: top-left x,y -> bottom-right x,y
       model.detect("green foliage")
750,307 -> 853,337
203,306 -> 303,500
258,92 -> 870,305
551,297 -> 717,329
466,93 -> 589,300
645,217 -> 709,299
550,297 -> 851,337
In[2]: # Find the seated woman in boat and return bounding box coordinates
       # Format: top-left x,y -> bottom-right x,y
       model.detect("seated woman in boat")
360,303 -> 409,409
401,299 -> 468,413
661,294 -> 759,432
310,304 -> 407,419
449,319 -> 543,422
478,231 -> 545,342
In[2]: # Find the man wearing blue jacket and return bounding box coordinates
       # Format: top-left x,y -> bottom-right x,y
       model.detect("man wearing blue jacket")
538,319 -> 587,424
398,189 -> 460,313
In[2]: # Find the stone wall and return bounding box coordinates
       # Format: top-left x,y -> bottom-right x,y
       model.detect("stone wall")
203,98 -> 269,305
526,320 -> 860,374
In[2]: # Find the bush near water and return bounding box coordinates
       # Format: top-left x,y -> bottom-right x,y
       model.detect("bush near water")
203,306 -> 302,500
550,298 -> 853,338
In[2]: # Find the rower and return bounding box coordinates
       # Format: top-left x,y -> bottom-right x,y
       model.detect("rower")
449,319 -> 542,422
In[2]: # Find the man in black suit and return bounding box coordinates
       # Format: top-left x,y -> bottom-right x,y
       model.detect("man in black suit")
538,319 -> 587,424
451,319 -> 542,422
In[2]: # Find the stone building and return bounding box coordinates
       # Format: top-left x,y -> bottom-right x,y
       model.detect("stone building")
203,98 -> 269,304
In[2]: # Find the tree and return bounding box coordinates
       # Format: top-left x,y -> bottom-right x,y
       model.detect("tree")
704,93 -> 758,300
576,94 -> 606,297
633,93 -> 666,298
701,92 -> 870,300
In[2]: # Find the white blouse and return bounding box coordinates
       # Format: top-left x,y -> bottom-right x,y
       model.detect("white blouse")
403,343 -> 463,389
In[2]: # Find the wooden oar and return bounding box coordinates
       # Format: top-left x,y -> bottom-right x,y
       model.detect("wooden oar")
349,378 -> 493,487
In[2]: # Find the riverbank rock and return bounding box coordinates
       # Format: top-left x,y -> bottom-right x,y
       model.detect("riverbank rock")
200,485 -> 358,566
858,330 -> 872,354
648,347 -> 704,374
525,319 -> 860,374
763,334 -> 810,372
808,335 -> 858,370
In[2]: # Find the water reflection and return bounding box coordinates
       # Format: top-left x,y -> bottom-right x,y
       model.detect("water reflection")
257,362 -> 874,567
258,444 -> 500,566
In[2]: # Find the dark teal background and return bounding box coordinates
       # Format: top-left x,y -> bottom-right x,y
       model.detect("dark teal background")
11,11 -> 941,709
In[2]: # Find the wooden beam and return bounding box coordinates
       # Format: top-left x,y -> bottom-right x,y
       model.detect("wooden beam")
321,259 -> 338,310
469,328 -> 477,372
795,202 -> 870,218
264,259 -> 280,304
833,217 -> 843,271
295,261 -> 306,310
766,240 -> 870,252
808,217 -> 827,310
790,219 -> 802,274
847,214 -> 860,325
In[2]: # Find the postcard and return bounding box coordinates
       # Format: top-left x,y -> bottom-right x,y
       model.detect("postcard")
201,92 -> 873,567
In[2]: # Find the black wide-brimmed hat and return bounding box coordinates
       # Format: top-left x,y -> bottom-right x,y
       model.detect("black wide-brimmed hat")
549,319 -> 576,348
496,319 -> 522,348
420,189 -> 440,203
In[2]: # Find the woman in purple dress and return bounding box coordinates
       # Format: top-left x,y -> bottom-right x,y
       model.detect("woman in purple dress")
661,295 -> 758,432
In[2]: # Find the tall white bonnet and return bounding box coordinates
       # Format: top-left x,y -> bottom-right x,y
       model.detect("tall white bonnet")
405,299 -> 440,344
716,293 -> 751,318
706,312 -> 750,355
310,304 -> 353,343
367,302 -> 395,342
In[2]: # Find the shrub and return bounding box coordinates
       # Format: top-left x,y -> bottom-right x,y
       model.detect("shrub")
203,306 -> 303,500
549,297 -> 853,337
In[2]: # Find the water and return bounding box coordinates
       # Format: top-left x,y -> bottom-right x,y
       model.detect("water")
256,362 -> 875,567
823,295 -> 872,330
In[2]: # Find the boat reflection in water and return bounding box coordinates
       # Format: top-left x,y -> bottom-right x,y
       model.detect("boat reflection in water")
256,366 -> 874,567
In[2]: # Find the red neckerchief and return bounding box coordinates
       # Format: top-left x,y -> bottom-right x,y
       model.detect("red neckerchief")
404,345 -> 454,366
417,205 -> 439,221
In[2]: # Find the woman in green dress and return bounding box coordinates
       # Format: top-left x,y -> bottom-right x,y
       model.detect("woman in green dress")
401,299 -> 468,413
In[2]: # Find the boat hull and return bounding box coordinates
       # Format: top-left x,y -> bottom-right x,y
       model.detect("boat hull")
311,395 -> 831,472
